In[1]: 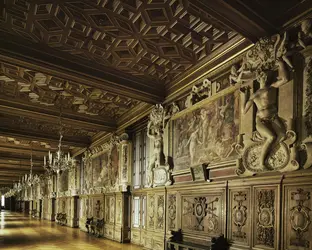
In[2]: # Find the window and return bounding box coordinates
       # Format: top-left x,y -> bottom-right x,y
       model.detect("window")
1,195 -> 4,207
132,195 -> 146,229
142,196 -> 146,228
132,196 -> 140,228
132,129 -> 150,189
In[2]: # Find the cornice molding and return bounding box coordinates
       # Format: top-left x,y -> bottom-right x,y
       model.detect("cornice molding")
165,37 -> 252,103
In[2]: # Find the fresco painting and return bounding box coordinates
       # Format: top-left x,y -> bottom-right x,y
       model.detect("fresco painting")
173,91 -> 240,170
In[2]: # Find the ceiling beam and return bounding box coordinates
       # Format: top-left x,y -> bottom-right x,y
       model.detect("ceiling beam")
0,176 -> 20,181
0,155 -> 44,165
0,171 -> 38,177
194,0 -> 274,42
0,32 -> 164,104
0,164 -> 43,171
0,181 -> 14,186
0,145 -> 54,156
0,101 -> 116,132
0,128 -> 88,148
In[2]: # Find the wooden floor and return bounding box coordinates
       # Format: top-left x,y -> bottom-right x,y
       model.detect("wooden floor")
0,211 -> 143,250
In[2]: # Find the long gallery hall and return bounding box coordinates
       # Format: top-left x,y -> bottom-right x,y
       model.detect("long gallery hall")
0,211 -> 142,249
0,1 -> 312,250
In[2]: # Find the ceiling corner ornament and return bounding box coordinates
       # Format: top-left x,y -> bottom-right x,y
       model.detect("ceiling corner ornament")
146,103 -> 179,188
232,31 -> 302,176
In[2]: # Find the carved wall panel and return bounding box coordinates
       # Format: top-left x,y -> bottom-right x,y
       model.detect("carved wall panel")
147,194 -> 155,229
228,188 -> 251,248
172,91 -> 239,170
167,194 -> 177,231
156,195 -> 165,230
253,186 -> 279,250
115,195 -> 122,225
181,190 -> 225,238
92,195 -> 104,219
283,183 -> 312,250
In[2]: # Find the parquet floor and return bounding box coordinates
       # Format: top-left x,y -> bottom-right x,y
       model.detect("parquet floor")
0,211 -> 143,250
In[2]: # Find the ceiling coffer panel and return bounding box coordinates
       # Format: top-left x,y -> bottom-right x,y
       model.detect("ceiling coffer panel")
0,0 -> 237,84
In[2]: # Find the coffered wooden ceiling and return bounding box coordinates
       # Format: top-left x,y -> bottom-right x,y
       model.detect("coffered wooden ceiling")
0,0 -> 310,186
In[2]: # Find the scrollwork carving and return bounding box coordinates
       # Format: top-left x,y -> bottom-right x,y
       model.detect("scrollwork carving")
156,195 -> 165,230
232,192 -> 247,241
168,195 -> 177,230
148,196 -> 155,228
256,190 -> 275,247
290,189 -> 311,248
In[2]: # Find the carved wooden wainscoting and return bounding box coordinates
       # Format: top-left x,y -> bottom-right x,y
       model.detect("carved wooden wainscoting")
167,182 -> 226,246
43,197 -> 51,220
56,197 -> 72,227
79,192 -> 130,242
282,174 -> 312,250
104,193 -> 116,240
145,188 -> 166,250
103,192 -> 130,242
228,176 -> 281,250
79,195 -> 91,232
228,172 -> 312,250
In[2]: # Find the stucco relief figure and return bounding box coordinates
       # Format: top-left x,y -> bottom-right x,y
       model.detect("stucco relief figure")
235,32 -> 300,176
147,103 -> 178,187
298,19 -> 312,48
240,71 -> 287,168
230,33 -> 293,86
147,120 -> 165,187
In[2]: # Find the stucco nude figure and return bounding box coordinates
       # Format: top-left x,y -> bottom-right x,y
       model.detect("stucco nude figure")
240,70 -> 288,168
147,120 -> 165,186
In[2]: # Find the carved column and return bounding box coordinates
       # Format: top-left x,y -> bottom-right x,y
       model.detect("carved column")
301,45 -> 312,140
119,137 -> 132,191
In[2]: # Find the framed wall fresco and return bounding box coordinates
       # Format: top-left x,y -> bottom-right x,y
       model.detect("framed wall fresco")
83,144 -> 120,192
92,151 -> 109,188
172,90 -> 240,171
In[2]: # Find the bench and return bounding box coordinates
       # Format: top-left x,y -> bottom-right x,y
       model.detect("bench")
85,217 -> 104,237
56,213 -> 67,226
31,209 -> 37,218
167,230 -> 230,250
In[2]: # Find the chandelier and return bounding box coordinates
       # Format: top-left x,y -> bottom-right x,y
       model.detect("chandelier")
25,147 -> 40,187
43,100 -> 75,174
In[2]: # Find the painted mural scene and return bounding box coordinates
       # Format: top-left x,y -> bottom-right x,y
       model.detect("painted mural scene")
0,2 -> 312,250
